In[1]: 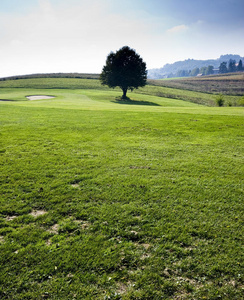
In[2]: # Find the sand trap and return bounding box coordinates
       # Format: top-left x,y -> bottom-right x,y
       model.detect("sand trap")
26,95 -> 55,100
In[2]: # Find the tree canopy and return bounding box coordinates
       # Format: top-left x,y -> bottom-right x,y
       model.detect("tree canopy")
237,59 -> 243,71
219,62 -> 228,74
190,67 -> 200,77
100,46 -> 147,99
228,59 -> 236,73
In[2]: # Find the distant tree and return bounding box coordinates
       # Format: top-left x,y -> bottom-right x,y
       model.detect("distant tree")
167,72 -> 175,78
200,66 -> 214,76
190,67 -> 200,77
237,59 -> 243,71
100,46 -> 147,99
228,59 -> 236,73
200,67 -> 207,75
219,62 -> 228,73
206,65 -> 214,75
176,69 -> 189,77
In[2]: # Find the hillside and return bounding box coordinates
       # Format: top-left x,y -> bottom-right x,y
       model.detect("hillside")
0,74 -> 243,107
0,73 -> 100,81
148,72 -> 244,96
148,54 -> 244,79
0,73 -> 244,106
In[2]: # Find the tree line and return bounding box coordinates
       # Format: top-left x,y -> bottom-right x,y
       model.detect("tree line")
168,59 -> 243,78
219,59 -> 243,74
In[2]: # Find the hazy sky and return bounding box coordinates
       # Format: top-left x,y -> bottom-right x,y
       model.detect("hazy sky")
0,0 -> 244,77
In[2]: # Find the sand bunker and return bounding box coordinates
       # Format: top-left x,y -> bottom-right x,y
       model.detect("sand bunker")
26,95 -> 55,100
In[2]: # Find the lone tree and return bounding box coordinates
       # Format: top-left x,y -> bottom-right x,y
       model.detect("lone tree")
100,46 -> 147,99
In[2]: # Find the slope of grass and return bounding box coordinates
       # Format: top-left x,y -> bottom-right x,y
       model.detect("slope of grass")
0,73 -> 99,81
0,78 -> 105,90
1,88 -> 244,116
0,82 -> 243,299
149,72 -> 244,96
137,85 -> 240,107
1,76 -> 242,107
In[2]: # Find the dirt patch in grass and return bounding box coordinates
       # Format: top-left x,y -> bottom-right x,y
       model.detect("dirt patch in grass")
30,210 -> 47,217
142,243 -> 150,250
116,282 -> 130,295
81,223 -> 90,230
140,253 -> 150,260
71,183 -> 80,189
175,276 -> 203,287
173,292 -> 192,299
74,220 -> 90,229
5,216 -> 17,221
46,239 -> 52,246
48,224 -> 59,234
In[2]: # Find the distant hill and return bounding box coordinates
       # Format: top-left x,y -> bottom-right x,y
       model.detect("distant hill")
148,54 -> 244,79
0,73 -> 100,81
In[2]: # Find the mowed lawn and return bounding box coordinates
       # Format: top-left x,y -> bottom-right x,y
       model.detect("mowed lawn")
0,82 -> 243,299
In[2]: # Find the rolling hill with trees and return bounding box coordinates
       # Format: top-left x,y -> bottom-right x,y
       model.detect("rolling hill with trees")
148,54 -> 244,79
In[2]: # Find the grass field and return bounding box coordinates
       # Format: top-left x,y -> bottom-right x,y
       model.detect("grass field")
0,76 -> 243,107
149,72 -> 244,96
0,78 -> 243,299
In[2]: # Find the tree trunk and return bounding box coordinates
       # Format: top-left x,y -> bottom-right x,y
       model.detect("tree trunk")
122,88 -> 127,99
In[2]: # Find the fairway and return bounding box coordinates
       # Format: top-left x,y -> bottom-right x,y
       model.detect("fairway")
0,81 -> 243,299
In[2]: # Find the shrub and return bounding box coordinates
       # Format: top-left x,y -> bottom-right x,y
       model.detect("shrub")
216,94 -> 225,106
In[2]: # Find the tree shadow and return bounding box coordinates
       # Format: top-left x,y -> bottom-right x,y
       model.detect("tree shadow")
112,96 -> 160,106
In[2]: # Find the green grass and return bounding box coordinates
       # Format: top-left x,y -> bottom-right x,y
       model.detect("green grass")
0,80 -> 244,299
0,72 -> 99,81
1,77 -> 242,107
0,78 -> 105,90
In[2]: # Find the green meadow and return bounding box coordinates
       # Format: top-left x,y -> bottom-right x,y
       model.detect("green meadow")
0,78 -> 243,299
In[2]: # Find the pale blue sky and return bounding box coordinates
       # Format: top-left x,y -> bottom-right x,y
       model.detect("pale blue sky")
0,0 -> 243,77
